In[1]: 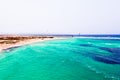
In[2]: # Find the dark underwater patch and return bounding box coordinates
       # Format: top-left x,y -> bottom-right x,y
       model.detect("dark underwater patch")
80,43 -> 120,54
92,39 -> 120,42
79,43 -> 120,64
3,46 -> 21,52
92,55 -> 120,64
99,47 -> 120,54
79,44 -> 95,47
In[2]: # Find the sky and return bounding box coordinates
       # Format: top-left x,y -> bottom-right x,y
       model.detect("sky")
0,0 -> 120,34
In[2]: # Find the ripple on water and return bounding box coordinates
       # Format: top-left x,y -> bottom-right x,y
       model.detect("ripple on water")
0,38 -> 120,80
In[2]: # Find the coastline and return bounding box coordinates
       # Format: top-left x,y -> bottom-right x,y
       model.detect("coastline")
0,37 -> 65,52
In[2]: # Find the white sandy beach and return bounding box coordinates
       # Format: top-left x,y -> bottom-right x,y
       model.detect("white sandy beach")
0,37 -> 66,52
0,38 -> 52,52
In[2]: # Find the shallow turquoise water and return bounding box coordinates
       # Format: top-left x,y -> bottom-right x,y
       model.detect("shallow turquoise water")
0,38 -> 120,80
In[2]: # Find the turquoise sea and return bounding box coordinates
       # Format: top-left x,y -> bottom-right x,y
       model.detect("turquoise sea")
0,37 -> 120,80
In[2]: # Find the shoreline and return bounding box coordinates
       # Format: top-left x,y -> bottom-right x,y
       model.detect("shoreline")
0,37 -> 67,52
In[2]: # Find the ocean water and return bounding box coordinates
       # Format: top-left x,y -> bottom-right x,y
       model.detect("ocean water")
0,37 -> 120,80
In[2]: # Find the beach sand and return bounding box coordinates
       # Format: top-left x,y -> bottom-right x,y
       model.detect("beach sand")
0,36 -> 58,52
